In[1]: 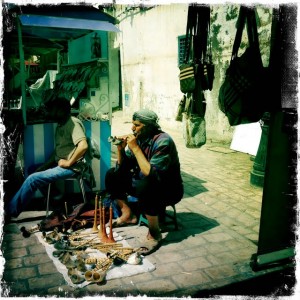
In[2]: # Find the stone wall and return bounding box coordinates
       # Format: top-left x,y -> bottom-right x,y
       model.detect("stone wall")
108,3 -> 273,143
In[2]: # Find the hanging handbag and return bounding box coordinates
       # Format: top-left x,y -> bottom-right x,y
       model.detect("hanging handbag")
183,112 -> 206,148
182,93 -> 206,148
179,63 -> 196,93
199,16 -> 215,91
200,58 -> 214,91
179,7 -> 197,94
218,6 -> 269,126
179,5 -> 214,93
175,95 -> 186,122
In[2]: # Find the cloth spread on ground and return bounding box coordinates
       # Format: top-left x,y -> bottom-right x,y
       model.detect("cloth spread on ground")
35,228 -> 156,288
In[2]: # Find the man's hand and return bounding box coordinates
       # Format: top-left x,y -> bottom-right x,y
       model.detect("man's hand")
58,159 -> 71,168
36,153 -> 56,172
126,134 -> 139,153
61,139 -> 88,168
116,137 -> 128,151
124,133 -> 150,176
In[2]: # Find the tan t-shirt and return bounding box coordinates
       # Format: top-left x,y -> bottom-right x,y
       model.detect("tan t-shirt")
55,116 -> 86,161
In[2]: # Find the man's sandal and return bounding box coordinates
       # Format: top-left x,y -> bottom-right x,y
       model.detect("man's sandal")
138,238 -> 162,256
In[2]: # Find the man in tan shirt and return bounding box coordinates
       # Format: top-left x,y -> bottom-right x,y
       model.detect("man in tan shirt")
5,98 -> 88,218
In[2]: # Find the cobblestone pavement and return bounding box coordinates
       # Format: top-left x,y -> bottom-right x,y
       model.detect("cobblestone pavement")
0,111 -> 296,298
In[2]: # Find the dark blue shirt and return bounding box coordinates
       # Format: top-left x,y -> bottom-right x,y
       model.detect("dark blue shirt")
122,131 -> 183,193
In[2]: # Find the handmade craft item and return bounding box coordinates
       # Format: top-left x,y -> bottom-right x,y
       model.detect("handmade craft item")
92,193 -> 99,232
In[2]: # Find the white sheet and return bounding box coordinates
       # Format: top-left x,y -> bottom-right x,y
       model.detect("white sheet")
230,122 -> 262,156
35,228 -> 155,288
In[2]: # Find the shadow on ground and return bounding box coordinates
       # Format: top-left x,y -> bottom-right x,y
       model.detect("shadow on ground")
161,211 -> 219,244
181,171 -> 208,198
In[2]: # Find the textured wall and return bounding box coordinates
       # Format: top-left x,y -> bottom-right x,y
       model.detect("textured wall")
111,3 -> 273,143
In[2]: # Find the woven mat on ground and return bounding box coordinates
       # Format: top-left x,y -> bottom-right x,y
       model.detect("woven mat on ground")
35,228 -> 156,288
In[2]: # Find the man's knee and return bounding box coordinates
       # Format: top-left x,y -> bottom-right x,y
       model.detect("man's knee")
25,171 -> 49,189
25,172 -> 38,184
105,167 -> 116,190
135,177 -> 158,198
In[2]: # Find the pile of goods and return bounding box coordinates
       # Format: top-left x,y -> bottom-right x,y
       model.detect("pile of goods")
21,193 -> 143,285
44,228 -> 143,285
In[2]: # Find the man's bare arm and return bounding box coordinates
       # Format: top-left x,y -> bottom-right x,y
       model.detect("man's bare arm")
58,139 -> 88,168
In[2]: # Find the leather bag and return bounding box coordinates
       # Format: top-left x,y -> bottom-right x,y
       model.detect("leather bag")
199,18 -> 215,91
218,6 -> 270,126
179,63 -> 196,93
182,112 -> 206,148
175,95 -> 187,122
179,6 -> 214,93
182,93 -> 206,148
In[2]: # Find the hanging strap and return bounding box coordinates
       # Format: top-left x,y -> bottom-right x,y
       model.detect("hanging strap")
193,5 -> 210,63
231,6 -> 262,62
183,6 -> 197,63
231,6 -> 247,59
206,14 -> 213,63
200,6 -> 210,62
247,8 -> 262,66
184,5 -> 210,64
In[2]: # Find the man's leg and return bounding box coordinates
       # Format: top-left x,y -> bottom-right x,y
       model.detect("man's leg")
105,168 -> 137,224
115,199 -> 137,224
135,177 -> 164,241
145,214 -> 162,241
5,166 -> 75,217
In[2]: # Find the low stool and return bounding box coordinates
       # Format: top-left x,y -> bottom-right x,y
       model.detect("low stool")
160,204 -> 178,230
138,204 -> 178,230
138,214 -> 149,226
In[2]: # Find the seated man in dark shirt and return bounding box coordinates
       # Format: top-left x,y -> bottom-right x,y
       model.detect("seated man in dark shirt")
105,109 -> 184,255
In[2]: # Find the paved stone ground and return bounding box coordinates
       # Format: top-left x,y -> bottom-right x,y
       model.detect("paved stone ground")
0,111 -> 296,298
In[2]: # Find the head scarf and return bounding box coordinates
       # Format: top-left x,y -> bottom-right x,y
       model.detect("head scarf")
132,109 -> 160,129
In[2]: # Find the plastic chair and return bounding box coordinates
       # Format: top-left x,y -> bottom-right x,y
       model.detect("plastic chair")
45,137 -> 100,217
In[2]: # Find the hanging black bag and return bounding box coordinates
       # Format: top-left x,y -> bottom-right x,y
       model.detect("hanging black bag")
179,7 -> 197,94
199,12 -> 215,91
179,6 -> 214,93
178,5 -> 210,148
175,95 -> 187,122
179,63 -> 196,93
200,57 -> 214,91
182,92 -> 206,148
218,6 -> 270,126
